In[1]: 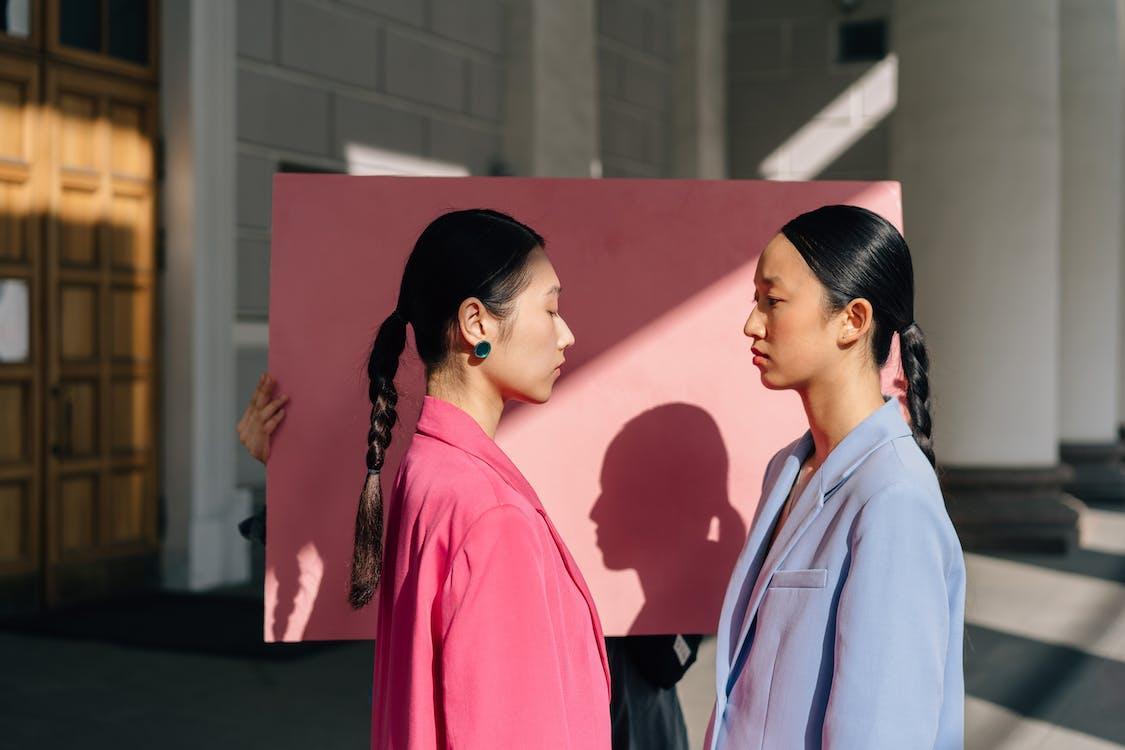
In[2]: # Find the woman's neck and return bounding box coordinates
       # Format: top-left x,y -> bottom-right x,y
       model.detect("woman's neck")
799,369 -> 885,469
426,374 -> 505,439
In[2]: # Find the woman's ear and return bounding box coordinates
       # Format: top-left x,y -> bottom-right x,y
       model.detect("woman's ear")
456,297 -> 490,349
838,297 -> 874,347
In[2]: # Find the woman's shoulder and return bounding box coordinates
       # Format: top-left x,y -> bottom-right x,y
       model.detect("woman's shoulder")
846,438 -> 959,547
395,434 -> 528,524
841,437 -> 940,503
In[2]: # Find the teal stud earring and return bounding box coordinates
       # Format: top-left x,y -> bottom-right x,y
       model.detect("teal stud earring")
473,341 -> 492,359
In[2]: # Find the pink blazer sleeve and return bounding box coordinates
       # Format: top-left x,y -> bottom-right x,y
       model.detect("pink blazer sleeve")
439,505 -> 572,748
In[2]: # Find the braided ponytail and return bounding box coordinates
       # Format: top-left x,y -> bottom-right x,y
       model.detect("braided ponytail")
348,311 -> 408,609
347,209 -> 545,609
899,323 -> 935,467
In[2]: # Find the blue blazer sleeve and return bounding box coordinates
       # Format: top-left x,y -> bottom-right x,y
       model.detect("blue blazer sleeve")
822,481 -> 955,748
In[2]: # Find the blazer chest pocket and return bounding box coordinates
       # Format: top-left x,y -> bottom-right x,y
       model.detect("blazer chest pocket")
768,568 -> 828,589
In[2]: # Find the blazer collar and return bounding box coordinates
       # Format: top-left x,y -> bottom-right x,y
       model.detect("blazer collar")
813,396 -> 913,501
414,396 -> 543,508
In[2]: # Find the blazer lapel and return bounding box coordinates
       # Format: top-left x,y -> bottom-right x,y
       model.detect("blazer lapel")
712,465 -> 787,718
726,468 -> 826,695
534,505 -> 612,693
715,436 -> 810,694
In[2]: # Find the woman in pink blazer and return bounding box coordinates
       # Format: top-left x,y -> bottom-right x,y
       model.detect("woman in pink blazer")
349,209 -> 611,749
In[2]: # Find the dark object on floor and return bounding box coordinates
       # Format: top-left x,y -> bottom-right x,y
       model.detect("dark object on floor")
0,590 -> 336,661
239,506 -> 267,545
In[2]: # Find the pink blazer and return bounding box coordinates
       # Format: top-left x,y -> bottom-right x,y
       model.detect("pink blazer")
371,396 -> 612,749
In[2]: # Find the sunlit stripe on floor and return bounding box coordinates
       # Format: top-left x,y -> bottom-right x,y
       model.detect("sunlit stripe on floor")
964,553 -> 1125,662
1083,507 -> 1125,556
967,696 -> 1125,750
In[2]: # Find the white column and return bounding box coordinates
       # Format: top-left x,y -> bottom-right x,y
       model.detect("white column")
1058,0 -> 1125,503
503,0 -> 599,177
161,0 -> 247,589
892,0 -> 1076,548
674,0 -> 727,179
1119,0 -> 1125,439
1060,0 -> 1123,445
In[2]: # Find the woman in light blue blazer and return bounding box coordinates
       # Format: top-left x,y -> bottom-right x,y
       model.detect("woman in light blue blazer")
707,205 -> 966,749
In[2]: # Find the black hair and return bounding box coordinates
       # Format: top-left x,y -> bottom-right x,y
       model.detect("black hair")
349,208 -> 545,609
781,204 -> 935,467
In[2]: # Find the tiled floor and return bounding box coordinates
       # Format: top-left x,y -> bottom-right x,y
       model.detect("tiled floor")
2,503 -> 1122,749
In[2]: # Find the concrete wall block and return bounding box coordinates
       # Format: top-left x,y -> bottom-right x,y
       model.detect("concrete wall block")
236,236 -> 271,320
428,119 -> 501,175
599,0 -> 647,50
468,59 -> 503,121
339,0 -> 424,27
790,19 -> 830,70
728,23 -> 788,75
333,95 -> 427,158
729,0 -> 827,24
601,106 -> 651,163
818,120 -> 890,179
279,0 -> 379,87
237,153 -> 275,229
237,0 -> 275,62
859,59 -> 897,119
602,157 -> 659,178
384,29 -> 468,111
430,0 -> 504,54
238,68 -> 332,155
645,6 -> 674,59
648,118 -> 667,170
598,47 -> 625,99
622,57 -> 671,112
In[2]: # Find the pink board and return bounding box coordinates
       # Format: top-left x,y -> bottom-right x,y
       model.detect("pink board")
266,176 -> 904,642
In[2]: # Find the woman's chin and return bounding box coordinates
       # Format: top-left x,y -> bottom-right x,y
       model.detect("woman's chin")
512,386 -> 553,405
759,371 -> 788,390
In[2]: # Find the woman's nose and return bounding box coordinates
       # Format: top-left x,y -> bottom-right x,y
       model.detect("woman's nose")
744,306 -> 764,338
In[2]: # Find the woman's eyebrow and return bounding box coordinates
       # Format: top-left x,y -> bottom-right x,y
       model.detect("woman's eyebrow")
755,275 -> 781,289
546,285 -> 562,296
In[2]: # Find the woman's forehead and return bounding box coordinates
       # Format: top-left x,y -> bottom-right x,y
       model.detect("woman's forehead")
526,247 -> 559,285
756,235 -> 811,287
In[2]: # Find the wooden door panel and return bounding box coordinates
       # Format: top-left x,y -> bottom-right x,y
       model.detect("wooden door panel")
0,481 -> 29,563
108,191 -> 151,270
58,185 -> 99,267
0,381 -> 28,462
58,473 -> 96,553
56,90 -> 98,171
0,77 -> 28,159
58,282 -> 98,360
45,65 -> 158,605
0,178 -> 32,261
109,377 -> 147,453
0,52 -> 41,608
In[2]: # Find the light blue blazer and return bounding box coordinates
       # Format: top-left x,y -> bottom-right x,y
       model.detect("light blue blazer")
707,398 -> 966,749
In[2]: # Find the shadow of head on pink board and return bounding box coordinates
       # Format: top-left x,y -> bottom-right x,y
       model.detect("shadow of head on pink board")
264,177 -> 905,642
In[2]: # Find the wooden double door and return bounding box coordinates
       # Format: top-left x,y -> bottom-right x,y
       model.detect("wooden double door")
0,0 -> 159,611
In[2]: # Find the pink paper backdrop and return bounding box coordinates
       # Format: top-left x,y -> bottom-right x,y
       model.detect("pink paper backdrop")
266,176 -> 904,642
